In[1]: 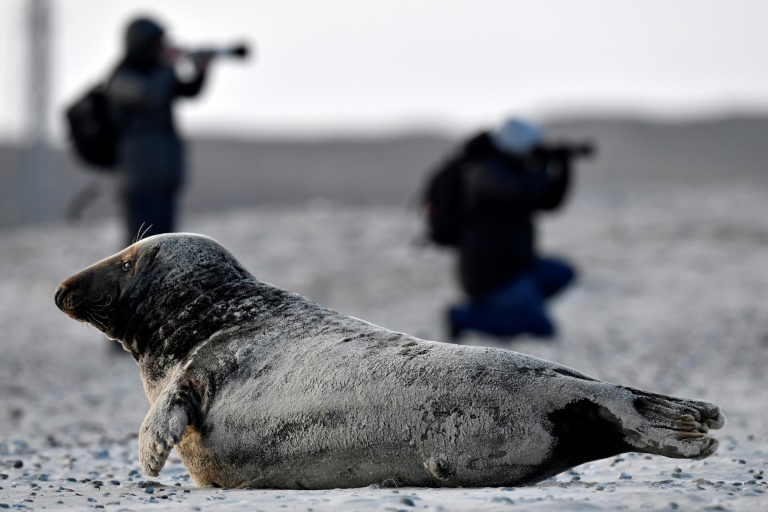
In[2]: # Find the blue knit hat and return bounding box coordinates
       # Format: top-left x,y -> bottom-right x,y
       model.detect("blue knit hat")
492,118 -> 543,155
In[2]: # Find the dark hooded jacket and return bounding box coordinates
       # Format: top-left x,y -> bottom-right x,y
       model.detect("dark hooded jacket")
457,132 -> 571,299
106,18 -> 206,194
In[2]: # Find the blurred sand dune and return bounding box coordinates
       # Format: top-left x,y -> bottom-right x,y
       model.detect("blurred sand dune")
2,114 -> 768,227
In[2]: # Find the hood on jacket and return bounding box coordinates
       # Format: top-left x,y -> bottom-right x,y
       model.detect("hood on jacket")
123,17 -> 166,69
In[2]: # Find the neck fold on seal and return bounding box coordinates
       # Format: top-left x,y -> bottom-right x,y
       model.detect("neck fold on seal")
124,275 -> 301,388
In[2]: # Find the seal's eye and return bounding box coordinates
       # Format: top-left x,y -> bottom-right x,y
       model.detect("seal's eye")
122,261 -> 133,272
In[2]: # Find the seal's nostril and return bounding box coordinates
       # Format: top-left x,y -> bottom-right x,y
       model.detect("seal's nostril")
55,285 -> 68,308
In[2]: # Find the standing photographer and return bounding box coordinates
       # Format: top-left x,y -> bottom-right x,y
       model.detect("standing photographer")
106,16 -> 211,247
433,118 -> 592,341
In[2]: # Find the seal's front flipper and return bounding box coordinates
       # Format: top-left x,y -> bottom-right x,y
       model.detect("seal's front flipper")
620,388 -> 726,460
139,389 -> 192,477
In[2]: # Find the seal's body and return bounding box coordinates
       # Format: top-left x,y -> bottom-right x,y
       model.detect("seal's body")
55,234 -> 725,489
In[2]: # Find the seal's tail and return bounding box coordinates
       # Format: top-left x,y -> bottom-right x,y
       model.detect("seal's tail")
619,388 -> 725,460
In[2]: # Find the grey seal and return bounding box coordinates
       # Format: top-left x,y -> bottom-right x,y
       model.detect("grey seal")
54,233 -> 725,489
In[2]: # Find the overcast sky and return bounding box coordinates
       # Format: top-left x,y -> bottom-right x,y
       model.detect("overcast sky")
2,0 -> 768,141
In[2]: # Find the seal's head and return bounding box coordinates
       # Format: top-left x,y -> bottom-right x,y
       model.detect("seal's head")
55,233 -> 250,351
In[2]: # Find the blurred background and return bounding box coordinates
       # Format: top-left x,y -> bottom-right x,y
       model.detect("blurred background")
1,0 -> 768,473
2,0 -> 768,226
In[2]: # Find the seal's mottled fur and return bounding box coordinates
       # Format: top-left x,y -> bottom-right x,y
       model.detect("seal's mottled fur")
55,233 -> 725,489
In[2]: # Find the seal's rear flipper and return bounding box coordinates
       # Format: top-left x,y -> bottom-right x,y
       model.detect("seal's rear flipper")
620,388 -> 726,460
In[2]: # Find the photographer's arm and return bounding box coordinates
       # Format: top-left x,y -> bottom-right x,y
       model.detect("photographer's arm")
538,159 -> 571,211
175,57 -> 210,97
465,160 -> 549,212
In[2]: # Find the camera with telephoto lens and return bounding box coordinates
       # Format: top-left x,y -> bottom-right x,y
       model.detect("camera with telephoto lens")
177,43 -> 251,60
533,142 -> 595,162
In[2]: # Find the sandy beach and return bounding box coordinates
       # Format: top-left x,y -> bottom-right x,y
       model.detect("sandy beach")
1,169 -> 767,509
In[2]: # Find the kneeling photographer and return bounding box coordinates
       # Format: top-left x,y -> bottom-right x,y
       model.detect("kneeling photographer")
424,118 -> 594,341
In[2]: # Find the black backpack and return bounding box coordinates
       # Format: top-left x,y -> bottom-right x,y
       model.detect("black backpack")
422,156 -> 467,247
65,84 -> 121,170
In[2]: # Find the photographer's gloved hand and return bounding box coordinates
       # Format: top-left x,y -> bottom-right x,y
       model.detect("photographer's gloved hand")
545,161 -> 566,180
193,54 -> 213,72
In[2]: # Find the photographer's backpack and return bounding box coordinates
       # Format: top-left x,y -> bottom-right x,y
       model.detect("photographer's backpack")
422,157 -> 466,247
65,84 -> 120,170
